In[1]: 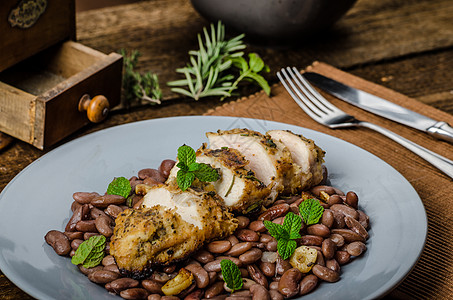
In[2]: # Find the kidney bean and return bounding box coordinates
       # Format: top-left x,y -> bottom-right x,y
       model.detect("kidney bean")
204,281 -> 224,298
357,210 -> 369,228
321,209 -> 334,228
259,261 -> 276,277
248,220 -> 266,232
89,207 -> 107,219
344,216 -> 369,239
95,215 -> 114,237
193,250 -> 214,264
321,239 -> 336,260
250,284 -> 270,300
247,264 -> 268,288
105,278 -> 139,294
326,259 -> 340,273
242,278 -> 258,289
78,265 -> 103,276
204,260 -> 223,272
258,204 -> 289,221
236,216 -> 250,229
133,198 -> 145,209
120,288 -> 149,299
331,211 -> 346,229
311,185 -> 335,197
208,271 -> 218,285
216,256 -> 242,267
239,248 -> 262,265
327,194 -> 343,206
266,239 -> 278,252
142,279 -> 163,294
163,265 -> 176,274
71,201 -> 82,212
298,274 -> 318,295
345,191 -> 359,209
65,231 -> 83,240
226,242 -> 253,257
70,239 -> 83,250
185,264 -> 209,289
184,289 -> 204,300
45,230 -> 71,255
329,233 -> 345,247
104,264 -> 120,274
278,268 -> 302,298
83,232 -> 98,240
315,249 -> 325,267
151,272 -> 176,284
91,194 -> 125,208
330,204 -> 359,220
312,264 -> 340,282
224,296 -> 250,300
259,234 -> 273,243
105,205 -> 124,219
159,160 -> 176,178
346,241 -> 367,256
236,229 -> 259,242
335,250 -> 351,265
128,194 -> 142,208
143,177 -> 162,187
138,168 -> 166,182
269,281 -> 279,290
297,235 -> 323,246
101,255 -> 115,266
161,296 -> 180,300
227,235 -> 240,246
273,199 -> 286,206
272,217 -> 285,225
73,192 -> 100,204
88,270 -> 119,284
275,257 -> 292,275
147,295 -> 161,300
307,224 -> 330,238
207,240 -> 232,254
75,220 -> 97,232
269,290 -> 284,300
65,204 -> 90,232
331,229 -> 365,243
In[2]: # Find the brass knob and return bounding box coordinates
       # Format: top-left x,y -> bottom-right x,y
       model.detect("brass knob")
78,94 -> 110,123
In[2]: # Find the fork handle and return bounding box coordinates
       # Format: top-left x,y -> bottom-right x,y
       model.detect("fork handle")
359,121 -> 453,179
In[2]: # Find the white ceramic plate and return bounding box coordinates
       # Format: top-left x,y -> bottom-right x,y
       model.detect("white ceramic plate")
0,116 -> 427,300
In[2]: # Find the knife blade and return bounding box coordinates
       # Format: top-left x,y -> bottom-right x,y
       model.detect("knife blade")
303,72 -> 453,144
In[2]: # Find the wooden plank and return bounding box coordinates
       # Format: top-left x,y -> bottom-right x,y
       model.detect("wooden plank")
76,0 -> 453,100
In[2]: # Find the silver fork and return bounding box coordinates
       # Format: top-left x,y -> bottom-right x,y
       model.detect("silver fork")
277,67 -> 453,179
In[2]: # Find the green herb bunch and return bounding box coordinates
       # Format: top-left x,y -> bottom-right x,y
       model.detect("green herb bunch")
168,21 -> 270,100
120,49 -> 162,108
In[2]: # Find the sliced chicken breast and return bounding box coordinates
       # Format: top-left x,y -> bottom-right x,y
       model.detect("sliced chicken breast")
110,185 -> 237,278
206,129 -> 293,205
267,130 -> 325,190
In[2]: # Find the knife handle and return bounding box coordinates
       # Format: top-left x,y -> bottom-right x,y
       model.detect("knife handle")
360,121 -> 453,179
427,122 -> 453,144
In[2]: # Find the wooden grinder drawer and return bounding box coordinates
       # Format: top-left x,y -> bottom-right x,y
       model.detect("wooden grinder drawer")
0,41 -> 123,149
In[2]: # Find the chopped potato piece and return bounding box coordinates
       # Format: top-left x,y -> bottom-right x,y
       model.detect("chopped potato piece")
162,268 -> 194,296
289,246 -> 317,273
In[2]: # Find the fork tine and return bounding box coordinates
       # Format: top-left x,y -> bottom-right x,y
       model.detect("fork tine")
289,67 -> 340,114
277,68 -> 324,122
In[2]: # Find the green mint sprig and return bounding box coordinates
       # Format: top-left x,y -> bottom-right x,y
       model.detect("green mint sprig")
299,198 -> 324,225
176,145 -> 219,191
106,176 -> 131,199
220,259 -> 243,292
264,212 -> 302,260
71,235 -> 106,268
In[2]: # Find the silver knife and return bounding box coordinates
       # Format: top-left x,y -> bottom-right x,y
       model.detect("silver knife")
303,72 -> 453,144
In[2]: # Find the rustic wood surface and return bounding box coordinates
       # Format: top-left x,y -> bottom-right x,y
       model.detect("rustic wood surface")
1,0 -> 452,298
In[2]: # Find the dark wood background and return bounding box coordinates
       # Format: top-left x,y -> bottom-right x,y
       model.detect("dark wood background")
1,0 -> 452,299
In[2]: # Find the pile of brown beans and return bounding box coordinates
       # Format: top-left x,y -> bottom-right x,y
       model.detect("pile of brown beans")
45,159 -> 370,300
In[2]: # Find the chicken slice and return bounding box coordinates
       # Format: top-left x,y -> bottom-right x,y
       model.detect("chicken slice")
206,129 -> 293,205
166,145 -> 271,214
267,130 -> 325,190
110,186 -> 237,279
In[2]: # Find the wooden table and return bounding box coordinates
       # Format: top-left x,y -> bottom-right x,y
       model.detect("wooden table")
1,0 -> 452,298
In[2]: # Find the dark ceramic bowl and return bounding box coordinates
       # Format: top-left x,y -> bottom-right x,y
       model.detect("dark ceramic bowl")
190,0 -> 357,41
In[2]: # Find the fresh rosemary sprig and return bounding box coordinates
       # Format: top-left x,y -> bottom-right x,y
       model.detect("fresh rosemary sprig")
168,21 -> 270,100
120,49 -> 162,108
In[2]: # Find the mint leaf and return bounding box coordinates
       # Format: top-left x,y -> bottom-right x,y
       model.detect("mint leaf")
188,162 -> 200,172
277,239 -> 297,260
177,170 -> 195,191
71,235 -> 106,267
220,259 -> 243,292
245,72 -> 270,95
299,198 -> 324,225
282,212 -> 302,240
178,145 -> 196,166
193,163 -> 219,182
106,177 -> 131,199
248,53 -> 264,73
264,220 -> 288,240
